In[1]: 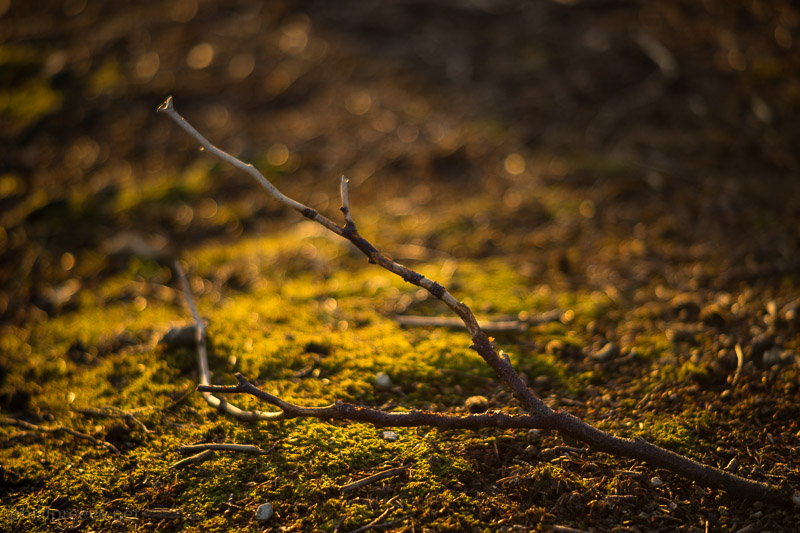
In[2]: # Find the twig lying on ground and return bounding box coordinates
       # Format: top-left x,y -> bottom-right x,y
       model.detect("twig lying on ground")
73,406 -> 153,434
179,443 -> 267,455
158,96 -> 798,507
171,448 -> 214,469
173,260 -> 281,422
141,508 -> 182,520
0,417 -> 120,455
345,504 -> 404,533
340,466 -> 407,493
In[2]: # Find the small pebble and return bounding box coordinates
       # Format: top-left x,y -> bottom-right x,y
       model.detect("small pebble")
526,429 -> 541,442
374,372 -> 392,390
464,395 -> 489,413
651,476 -> 663,488
382,430 -> 399,442
720,389 -> 733,400
255,502 -> 273,522
725,458 -> 739,472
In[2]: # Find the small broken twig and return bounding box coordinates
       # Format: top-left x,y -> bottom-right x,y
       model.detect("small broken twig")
173,260 -> 282,422
171,448 -> 214,469
73,406 -> 153,434
179,443 -> 267,455
341,466 -> 407,492
142,508 -> 182,520
345,505 -> 404,533
0,417 -> 120,455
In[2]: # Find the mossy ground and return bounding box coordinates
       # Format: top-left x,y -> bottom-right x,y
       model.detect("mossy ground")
3,1 -> 800,531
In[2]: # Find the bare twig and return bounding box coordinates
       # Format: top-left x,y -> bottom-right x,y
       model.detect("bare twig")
198,374 -> 550,430
73,406 -> 152,434
341,467 -> 407,492
340,176 -> 355,228
164,384 -> 194,411
179,443 -> 267,455
0,417 -> 120,455
141,508 -> 182,520
159,97 -> 798,506
173,260 -> 282,422
345,505 -> 403,533
550,525 -> 588,533
171,449 -> 214,469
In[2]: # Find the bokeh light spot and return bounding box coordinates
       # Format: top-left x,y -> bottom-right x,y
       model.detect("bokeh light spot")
345,91 -> 372,115
504,153 -> 526,175
135,52 -> 160,82
187,43 -> 214,70
267,144 -> 289,166
228,53 -> 255,81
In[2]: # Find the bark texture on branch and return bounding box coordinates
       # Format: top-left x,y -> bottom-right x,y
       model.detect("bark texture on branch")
159,96 -> 798,507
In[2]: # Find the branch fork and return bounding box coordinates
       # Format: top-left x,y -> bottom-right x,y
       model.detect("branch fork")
158,96 -> 798,507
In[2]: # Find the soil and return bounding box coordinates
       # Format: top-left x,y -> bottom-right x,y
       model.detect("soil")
1,1 -> 800,531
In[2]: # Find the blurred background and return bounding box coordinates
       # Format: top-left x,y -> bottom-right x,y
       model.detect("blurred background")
1,0 -> 799,326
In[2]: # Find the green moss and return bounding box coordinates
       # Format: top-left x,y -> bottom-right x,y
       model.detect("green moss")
628,414 -> 699,456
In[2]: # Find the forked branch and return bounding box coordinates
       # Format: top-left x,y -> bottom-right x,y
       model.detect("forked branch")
158,97 -> 798,507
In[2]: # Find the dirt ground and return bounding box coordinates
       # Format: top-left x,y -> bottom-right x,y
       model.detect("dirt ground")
2,0 -> 800,531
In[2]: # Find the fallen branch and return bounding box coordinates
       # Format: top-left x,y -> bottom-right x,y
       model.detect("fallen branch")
0,417 -> 120,455
158,97 -> 798,507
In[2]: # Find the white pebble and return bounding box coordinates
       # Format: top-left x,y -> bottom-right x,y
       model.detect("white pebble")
255,502 -> 273,522
382,430 -> 399,442
651,476 -> 663,487
374,372 -> 392,390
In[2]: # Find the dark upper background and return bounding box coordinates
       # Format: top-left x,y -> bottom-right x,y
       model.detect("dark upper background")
1,0 -> 799,325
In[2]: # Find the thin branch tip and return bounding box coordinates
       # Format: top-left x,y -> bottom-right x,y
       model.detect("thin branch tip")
339,175 -> 354,225
158,96 -> 174,113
